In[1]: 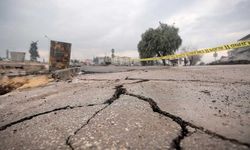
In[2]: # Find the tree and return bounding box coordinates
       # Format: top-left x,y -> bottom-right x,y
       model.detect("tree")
138,22 -> 182,65
180,46 -> 202,66
29,41 -> 39,61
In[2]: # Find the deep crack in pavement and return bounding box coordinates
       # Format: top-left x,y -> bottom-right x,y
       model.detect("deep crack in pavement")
125,92 -> 189,150
0,104 -> 102,131
65,105 -> 109,150
1,77 -> 249,150
65,85 -> 127,150
125,77 -> 250,85
125,92 -> 250,149
65,83 -> 250,150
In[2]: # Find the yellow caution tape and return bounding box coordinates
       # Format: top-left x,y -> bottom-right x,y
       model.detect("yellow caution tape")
134,40 -> 250,61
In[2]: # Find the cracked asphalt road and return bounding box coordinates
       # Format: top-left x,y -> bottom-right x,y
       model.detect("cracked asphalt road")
0,65 -> 250,150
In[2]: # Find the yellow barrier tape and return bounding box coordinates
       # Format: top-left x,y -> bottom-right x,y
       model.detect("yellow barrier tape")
134,40 -> 250,61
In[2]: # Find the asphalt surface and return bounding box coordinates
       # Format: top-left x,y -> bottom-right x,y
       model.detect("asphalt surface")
0,65 -> 250,150
80,65 -> 169,73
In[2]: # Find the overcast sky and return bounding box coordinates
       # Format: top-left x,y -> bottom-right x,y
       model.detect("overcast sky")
0,0 -> 250,62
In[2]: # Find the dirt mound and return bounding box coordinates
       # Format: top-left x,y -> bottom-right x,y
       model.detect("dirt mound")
0,75 -> 53,95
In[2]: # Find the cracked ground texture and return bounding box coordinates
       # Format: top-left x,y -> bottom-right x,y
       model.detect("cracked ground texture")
0,65 -> 250,150
69,95 -> 180,150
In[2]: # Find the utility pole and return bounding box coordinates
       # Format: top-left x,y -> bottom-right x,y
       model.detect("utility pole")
111,48 -> 115,58
6,49 -> 9,59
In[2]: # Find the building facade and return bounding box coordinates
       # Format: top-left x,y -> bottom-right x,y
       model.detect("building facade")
111,56 -> 132,66
10,52 -> 26,62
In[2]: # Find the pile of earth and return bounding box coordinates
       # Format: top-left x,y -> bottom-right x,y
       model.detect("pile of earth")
0,75 -> 52,95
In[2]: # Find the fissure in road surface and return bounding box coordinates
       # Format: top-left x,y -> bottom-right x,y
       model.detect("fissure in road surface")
125,77 -> 250,85
0,104 -> 100,131
65,85 -> 127,150
125,92 -> 250,149
1,83 -> 249,150
78,78 -> 150,85
126,92 -> 189,150
0,84 -> 127,132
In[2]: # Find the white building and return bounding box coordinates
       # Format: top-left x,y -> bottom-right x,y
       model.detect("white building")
111,56 -> 132,66
93,56 -> 111,65
10,51 -> 26,62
